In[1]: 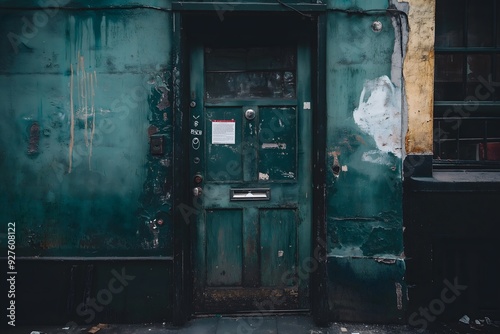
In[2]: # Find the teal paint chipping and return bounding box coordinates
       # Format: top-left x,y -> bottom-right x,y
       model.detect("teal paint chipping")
327,256 -> 407,322
206,209 -> 243,286
0,0 -> 410,325
258,107 -> 297,182
325,3 -> 406,322
260,209 -> 297,287
326,8 -> 402,255
205,107 -> 243,182
0,4 -> 174,256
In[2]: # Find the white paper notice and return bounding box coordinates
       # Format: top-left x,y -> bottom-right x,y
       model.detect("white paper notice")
212,120 -> 236,144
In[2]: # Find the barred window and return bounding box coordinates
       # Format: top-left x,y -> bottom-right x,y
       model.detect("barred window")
434,0 -> 500,166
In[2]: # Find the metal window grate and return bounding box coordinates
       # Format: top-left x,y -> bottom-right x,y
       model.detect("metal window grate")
434,114 -> 500,161
434,0 -> 500,166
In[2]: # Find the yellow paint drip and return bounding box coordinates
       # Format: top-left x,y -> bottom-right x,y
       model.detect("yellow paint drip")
69,54 -> 98,172
89,71 -> 97,171
69,64 -> 75,173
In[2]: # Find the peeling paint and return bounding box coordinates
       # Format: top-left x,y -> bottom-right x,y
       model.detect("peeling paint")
259,172 -> 270,181
281,171 -> 295,179
0,5 -> 171,257
142,219 -> 160,249
353,75 -> 402,158
27,122 -> 40,156
160,158 -> 171,167
395,282 -> 403,310
68,55 -> 98,172
361,150 -> 393,166
375,257 -> 397,264
69,64 -> 75,173
153,73 -> 170,111
328,151 -> 341,177
398,0 -> 435,154
262,143 -> 287,149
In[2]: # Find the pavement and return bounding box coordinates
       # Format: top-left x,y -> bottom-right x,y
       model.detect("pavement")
4,315 -> 500,334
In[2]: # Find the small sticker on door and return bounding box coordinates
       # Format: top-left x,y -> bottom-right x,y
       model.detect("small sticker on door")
212,120 -> 235,144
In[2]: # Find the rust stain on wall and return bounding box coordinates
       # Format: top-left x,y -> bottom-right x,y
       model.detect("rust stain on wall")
400,0 -> 435,154
28,122 -> 40,155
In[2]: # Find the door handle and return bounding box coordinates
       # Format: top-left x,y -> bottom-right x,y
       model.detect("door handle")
193,187 -> 203,197
244,108 -> 256,120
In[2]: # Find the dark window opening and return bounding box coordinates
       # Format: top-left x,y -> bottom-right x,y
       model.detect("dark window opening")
434,0 -> 500,166
205,46 -> 297,100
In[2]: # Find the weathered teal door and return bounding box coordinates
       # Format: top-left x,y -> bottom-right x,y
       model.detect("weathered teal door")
189,38 -> 312,313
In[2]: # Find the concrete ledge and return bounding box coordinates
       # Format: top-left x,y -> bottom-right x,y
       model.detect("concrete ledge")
410,171 -> 500,192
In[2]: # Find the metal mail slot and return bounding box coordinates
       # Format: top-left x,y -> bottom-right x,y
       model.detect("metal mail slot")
230,188 -> 270,201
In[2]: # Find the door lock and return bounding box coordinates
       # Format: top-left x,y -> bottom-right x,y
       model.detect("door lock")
193,174 -> 203,184
193,187 -> 203,197
244,108 -> 256,120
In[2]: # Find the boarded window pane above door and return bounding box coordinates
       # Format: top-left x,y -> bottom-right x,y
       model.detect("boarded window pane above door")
205,46 -> 296,99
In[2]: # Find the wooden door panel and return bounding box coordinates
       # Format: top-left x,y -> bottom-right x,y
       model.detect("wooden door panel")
258,107 -> 297,182
206,107 -> 243,182
190,38 -> 311,313
206,209 -> 243,286
260,209 -> 298,287
242,207 -> 259,287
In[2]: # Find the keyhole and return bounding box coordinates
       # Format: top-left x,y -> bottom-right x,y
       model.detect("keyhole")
332,164 -> 340,176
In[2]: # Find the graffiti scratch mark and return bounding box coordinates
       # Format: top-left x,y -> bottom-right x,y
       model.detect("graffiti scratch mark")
89,71 -> 97,170
78,55 -> 88,147
69,64 -> 75,173
69,54 -> 98,172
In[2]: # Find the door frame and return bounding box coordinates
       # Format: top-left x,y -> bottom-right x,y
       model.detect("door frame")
189,30 -> 312,313
172,9 -> 328,325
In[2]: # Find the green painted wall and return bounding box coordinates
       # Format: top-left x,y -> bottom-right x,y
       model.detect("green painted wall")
0,0 -> 408,325
0,2 -> 173,256
325,0 -> 407,322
